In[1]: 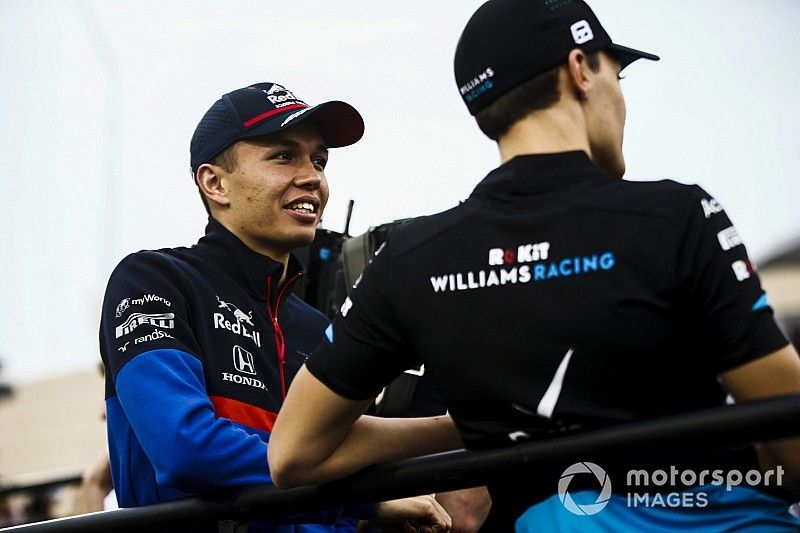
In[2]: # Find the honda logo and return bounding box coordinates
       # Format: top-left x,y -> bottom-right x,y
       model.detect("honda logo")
233,345 -> 257,375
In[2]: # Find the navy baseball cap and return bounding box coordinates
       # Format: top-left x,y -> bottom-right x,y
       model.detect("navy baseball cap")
190,82 -> 364,175
454,0 -> 659,115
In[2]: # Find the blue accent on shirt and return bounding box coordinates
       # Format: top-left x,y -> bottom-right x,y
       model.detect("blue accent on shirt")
752,293 -> 769,311
108,349 -> 366,531
111,349 -> 271,500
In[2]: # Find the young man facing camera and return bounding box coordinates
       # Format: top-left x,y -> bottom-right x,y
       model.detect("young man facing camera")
99,82 -> 450,532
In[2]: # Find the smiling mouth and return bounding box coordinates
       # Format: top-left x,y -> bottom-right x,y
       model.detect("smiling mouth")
285,201 -> 317,214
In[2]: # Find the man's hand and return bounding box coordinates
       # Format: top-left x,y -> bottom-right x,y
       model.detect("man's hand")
368,494 -> 452,532
435,487 -> 491,533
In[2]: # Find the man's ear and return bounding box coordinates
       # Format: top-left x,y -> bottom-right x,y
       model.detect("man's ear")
196,163 -> 230,209
565,48 -> 592,100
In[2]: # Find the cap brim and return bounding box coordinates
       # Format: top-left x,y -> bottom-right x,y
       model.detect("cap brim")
608,43 -> 660,70
241,101 -> 364,148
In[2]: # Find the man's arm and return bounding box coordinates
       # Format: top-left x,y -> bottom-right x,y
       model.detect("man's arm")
720,344 -> 800,492
113,349 -> 274,491
269,366 -> 463,488
102,253 -> 276,493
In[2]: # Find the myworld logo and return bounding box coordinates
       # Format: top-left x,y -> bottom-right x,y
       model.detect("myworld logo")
558,462 -> 612,515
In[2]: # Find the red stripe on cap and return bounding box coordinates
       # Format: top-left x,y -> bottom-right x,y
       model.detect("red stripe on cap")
243,103 -> 308,128
210,395 -> 278,433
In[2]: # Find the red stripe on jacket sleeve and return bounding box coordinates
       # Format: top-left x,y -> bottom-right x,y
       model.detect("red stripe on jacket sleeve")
209,395 -> 278,433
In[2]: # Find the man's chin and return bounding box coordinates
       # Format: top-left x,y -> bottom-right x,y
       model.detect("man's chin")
286,230 -> 318,251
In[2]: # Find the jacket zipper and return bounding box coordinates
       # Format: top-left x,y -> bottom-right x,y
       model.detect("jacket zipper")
266,272 -> 303,398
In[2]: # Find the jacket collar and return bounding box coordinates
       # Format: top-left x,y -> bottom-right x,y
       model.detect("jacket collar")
470,151 -> 613,198
194,217 -> 304,303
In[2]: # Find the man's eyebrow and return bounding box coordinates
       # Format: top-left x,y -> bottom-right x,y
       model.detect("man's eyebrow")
267,140 -> 328,152
269,139 -> 301,148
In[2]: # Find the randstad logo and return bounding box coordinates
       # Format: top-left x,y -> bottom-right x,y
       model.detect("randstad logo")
558,462 -> 612,515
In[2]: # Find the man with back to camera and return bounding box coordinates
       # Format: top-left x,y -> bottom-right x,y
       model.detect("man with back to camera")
98,82 -> 451,532
268,1 -> 800,531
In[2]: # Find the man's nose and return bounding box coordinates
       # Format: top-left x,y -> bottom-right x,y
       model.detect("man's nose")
295,161 -> 323,189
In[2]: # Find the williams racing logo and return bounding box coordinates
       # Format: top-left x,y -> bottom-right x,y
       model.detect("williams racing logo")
430,241 -> 616,293
213,296 -> 262,347
460,67 -> 495,104
115,313 -> 175,338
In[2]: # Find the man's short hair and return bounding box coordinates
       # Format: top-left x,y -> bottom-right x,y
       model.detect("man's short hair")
197,143 -> 238,215
475,51 -> 601,141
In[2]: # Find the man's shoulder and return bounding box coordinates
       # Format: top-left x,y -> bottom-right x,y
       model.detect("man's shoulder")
104,246 -> 206,301
111,246 -> 197,278
593,178 -> 710,219
383,202 -> 474,258
615,177 -> 705,197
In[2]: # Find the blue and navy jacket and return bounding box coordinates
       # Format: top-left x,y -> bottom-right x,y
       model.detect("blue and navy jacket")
99,218 -> 372,531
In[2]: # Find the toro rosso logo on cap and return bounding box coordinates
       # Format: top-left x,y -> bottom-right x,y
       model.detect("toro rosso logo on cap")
243,84 -> 308,128
260,83 -> 305,108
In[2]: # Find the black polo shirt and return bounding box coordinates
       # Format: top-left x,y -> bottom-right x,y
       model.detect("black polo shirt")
308,151 -> 788,509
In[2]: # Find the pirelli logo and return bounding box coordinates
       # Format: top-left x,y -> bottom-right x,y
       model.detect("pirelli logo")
116,312 -> 175,338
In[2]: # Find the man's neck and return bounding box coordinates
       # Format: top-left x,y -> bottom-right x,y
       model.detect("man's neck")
497,102 -> 591,164
212,215 -> 290,284
246,242 -> 291,285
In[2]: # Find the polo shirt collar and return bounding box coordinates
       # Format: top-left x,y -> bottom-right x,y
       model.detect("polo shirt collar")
471,151 -> 613,197
195,217 -> 304,303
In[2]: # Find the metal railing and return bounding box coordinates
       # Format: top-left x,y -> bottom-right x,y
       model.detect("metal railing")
4,393 -> 800,532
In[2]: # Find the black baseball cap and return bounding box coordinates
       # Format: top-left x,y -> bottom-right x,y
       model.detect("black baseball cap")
190,82 -> 364,175
454,0 -> 659,115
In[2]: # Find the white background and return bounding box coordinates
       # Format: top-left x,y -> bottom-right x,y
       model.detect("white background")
1,0 -> 798,383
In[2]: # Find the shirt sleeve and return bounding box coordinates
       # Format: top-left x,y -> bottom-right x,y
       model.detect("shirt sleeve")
116,351 -> 377,521
307,240 -> 417,400
100,251 -> 201,377
114,349 -> 273,491
675,185 -> 788,372
101,252 -> 272,492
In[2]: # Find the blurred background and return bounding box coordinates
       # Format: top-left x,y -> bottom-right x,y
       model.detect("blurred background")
1,0 -> 798,525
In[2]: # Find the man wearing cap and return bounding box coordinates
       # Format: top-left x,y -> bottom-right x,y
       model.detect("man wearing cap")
99,82 -> 451,532
269,1 -> 800,530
